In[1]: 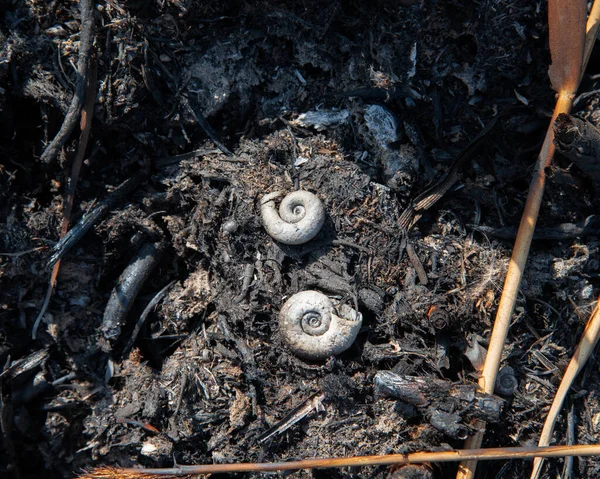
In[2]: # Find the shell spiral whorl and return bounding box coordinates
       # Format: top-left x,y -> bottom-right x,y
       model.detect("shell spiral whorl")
279,290 -> 362,360
260,191 -> 325,245
495,366 -> 518,396
301,309 -> 330,336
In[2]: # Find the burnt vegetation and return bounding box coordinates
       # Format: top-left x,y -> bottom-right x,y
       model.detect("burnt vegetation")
0,1 -> 599,478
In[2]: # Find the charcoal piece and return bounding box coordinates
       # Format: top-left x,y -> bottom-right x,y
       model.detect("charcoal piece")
374,371 -> 504,428
427,409 -> 469,440
374,371 -> 430,407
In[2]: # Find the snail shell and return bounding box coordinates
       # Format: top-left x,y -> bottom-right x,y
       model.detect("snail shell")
427,305 -> 450,330
279,290 -> 362,360
260,191 -> 325,245
495,366 -> 518,396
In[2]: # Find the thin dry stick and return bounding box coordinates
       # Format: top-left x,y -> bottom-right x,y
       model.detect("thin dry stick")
457,90 -> 574,479
76,444 -> 600,478
39,0 -> 94,164
32,59 -> 97,339
530,297 -> 600,479
456,1 -> 591,477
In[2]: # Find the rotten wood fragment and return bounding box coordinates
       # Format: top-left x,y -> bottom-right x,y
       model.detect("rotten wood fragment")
374,371 -> 504,439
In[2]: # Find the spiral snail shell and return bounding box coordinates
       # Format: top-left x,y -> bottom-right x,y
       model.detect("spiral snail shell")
279,290 -> 362,360
260,191 -> 325,245
494,366 -> 518,396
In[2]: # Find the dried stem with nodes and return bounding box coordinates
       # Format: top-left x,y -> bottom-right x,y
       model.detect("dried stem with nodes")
456,1 -> 600,478
77,444 -> 600,479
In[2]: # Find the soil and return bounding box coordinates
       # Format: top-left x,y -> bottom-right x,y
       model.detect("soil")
1,1 -> 599,478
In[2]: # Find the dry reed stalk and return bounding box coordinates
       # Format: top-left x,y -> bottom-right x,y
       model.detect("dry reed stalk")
456,1 -> 590,477
77,444 -> 600,478
530,297 -> 600,479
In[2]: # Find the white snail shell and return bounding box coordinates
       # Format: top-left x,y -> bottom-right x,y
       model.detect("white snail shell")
279,290 -> 362,360
260,191 -> 325,245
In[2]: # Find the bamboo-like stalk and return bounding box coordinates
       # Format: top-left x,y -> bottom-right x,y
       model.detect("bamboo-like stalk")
582,0 -> 600,76
455,1 -> 591,477
456,92 -> 573,479
77,444 -> 600,478
529,298 -> 600,479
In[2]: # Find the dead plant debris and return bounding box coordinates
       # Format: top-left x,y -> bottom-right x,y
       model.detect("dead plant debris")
0,1 -> 599,479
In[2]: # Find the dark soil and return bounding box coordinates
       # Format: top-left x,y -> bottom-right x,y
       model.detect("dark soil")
1,1 -> 599,478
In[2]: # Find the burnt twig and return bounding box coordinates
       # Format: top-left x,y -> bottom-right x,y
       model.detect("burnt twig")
48,173 -> 145,268
468,215 -> 599,240
123,280 -> 175,356
405,242 -> 428,285
257,392 -> 326,443
182,97 -> 233,156
39,0 -> 95,164
32,56 -> 98,339
0,349 -> 49,381
101,241 -> 165,351
374,371 -> 504,439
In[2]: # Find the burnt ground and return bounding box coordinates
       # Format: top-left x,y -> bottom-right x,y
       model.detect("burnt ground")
1,1 -> 600,478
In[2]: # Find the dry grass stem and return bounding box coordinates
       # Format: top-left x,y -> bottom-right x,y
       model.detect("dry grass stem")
77,444 -> 600,479
530,297 -> 600,479
456,1 -> 590,477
